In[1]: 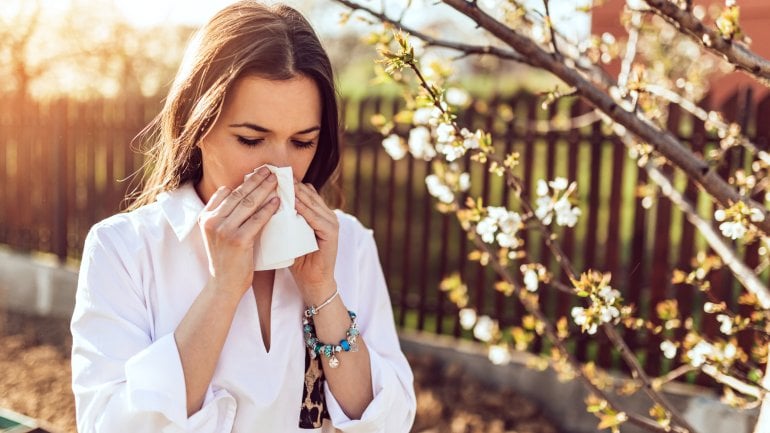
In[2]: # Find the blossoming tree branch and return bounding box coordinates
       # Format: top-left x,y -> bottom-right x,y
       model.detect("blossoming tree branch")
333,0 -> 770,432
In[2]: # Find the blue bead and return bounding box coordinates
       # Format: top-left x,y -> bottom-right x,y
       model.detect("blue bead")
304,325 -> 312,333
340,340 -> 350,351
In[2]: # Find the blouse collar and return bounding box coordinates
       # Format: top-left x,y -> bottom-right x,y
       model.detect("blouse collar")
156,182 -> 204,241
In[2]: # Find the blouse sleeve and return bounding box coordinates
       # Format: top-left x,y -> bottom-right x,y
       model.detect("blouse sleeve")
324,228 -> 417,432
70,221 -> 236,433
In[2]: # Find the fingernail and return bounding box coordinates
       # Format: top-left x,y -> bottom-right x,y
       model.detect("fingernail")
258,167 -> 270,177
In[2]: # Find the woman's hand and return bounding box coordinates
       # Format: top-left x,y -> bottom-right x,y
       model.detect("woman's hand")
197,167 -> 279,299
291,181 -> 339,302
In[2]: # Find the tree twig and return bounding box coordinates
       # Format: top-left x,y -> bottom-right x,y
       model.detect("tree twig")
643,0 -> 770,85
403,53 -> 699,433
333,0 -> 526,63
541,0 -> 559,56
439,0 -> 770,238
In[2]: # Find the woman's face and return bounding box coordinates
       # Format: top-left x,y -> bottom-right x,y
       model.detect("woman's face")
196,74 -> 322,202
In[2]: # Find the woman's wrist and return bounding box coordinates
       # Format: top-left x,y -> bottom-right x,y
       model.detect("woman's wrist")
300,279 -> 338,306
203,279 -> 246,309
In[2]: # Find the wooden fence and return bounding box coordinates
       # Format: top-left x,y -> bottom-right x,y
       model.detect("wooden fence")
1,91 -> 769,380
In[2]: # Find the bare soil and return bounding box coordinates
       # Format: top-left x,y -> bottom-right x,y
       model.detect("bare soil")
0,310 -> 561,433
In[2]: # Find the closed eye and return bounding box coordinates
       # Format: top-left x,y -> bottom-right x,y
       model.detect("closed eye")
292,140 -> 315,149
237,136 -> 263,146
236,136 -> 316,149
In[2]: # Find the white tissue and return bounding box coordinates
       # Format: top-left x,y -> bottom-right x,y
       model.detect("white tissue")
251,165 -> 319,270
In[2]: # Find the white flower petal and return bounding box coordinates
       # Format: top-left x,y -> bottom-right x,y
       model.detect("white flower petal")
382,134 -> 406,160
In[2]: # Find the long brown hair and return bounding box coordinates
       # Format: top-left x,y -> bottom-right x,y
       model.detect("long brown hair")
128,1 -> 340,210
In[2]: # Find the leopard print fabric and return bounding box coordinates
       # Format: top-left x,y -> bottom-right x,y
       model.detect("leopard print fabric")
298,349 -> 329,429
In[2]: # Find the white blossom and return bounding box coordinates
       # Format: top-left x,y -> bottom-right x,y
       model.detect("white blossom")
716,314 -> 733,335
536,179 -> 549,196
487,206 -> 508,221
571,306 -> 597,334
488,343 -> 511,365
660,341 -> 677,359
723,342 -> 737,359
687,340 -> 714,367
598,286 -> 620,304
498,211 -> 521,233
459,308 -> 477,330
535,195 -> 553,225
480,0 -> 502,11
437,143 -> 465,162
408,126 -> 436,160
435,123 -> 456,145
523,268 -> 539,292
714,209 -> 726,222
382,134 -> 406,160
496,232 -> 520,249
412,107 -> 433,125
458,172 -> 471,191
750,208 -> 766,222
476,217 -> 497,243
719,221 -> 747,240
425,175 -> 454,204
446,88 -> 470,107
460,128 -> 481,150
549,177 -> 569,191
476,207 -> 522,247
599,305 -> 620,323
429,106 -> 445,126
473,315 -> 497,342
554,197 -> 581,227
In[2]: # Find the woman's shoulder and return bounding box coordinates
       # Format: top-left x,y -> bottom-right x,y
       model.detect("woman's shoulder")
334,209 -> 373,246
86,201 -> 167,249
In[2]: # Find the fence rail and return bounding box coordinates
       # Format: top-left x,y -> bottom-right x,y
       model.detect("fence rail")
1,91 -> 769,380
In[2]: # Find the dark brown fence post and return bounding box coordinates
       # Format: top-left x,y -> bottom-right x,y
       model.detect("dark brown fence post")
52,99 -> 69,263
575,113 -> 605,362
645,104 -> 681,376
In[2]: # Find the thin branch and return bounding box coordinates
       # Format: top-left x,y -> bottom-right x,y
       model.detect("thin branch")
467,230 -> 688,433
404,54 -> 698,433
541,0 -> 559,56
642,158 -> 770,309
657,364 -> 697,385
440,0 -> 770,238
333,0 -> 526,63
618,8 -> 643,91
703,364 -> 765,401
528,110 -> 601,133
643,0 -> 770,85
640,84 -> 765,159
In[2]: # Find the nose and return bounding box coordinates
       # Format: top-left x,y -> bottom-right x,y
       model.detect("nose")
266,140 -> 291,168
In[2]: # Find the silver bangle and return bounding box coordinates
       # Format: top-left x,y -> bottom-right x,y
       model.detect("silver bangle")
304,288 -> 339,318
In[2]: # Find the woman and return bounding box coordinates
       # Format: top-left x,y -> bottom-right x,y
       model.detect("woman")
69,2 -> 416,432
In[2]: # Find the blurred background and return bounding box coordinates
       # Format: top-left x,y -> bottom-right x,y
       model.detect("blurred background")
2,1 -> 770,432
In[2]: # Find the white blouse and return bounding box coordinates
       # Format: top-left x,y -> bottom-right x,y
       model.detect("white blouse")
70,182 -> 416,433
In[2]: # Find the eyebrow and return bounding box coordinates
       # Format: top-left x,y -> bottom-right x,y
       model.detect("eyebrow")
229,122 -> 321,135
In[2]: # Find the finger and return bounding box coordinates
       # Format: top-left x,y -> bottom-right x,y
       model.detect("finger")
223,173 -> 278,229
237,196 -> 281,239
295,184 -> 336,225
203,186 -> 231,212
295,198 -> 336,240
214,167 -> 271,218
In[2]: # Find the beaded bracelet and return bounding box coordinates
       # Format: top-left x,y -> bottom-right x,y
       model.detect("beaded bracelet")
303,310 -> 359,369
304,288 -> 339,318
